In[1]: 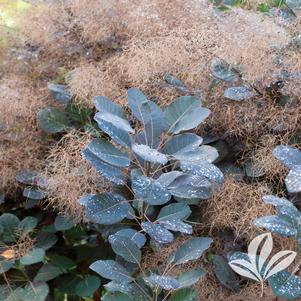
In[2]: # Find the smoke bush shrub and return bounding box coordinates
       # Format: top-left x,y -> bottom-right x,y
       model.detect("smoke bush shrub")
80,88 -> 224,300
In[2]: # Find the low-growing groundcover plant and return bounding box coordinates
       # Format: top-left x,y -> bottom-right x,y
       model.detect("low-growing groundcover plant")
80,88 -> 224,300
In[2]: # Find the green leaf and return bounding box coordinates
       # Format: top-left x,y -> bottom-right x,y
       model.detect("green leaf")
164,74 -> 188,92
173,145 -> 219,164
285,165 -> 301,193
90,260 -> 133,283
141,221 -> 174,244
211,58 -> 238,81
163,133 -> 203,155
269,270 -> 301,300
177,269 -> 205,288
273,145 -> 301,169
165,96 -> 210,134
245,160 -> 265,178
18,217 -> 38,232
132,144 -> 168,165
180,162 -> 224,184
22,187 -> 46,200
169,288 -> 198,301
54,215 -> 76,231
15,170 -> 40,185
48,83 -> 71,105
0,213 -> 20,242
84,193 -> 131,225
85,139 -> 130,167
34,263 -> 63,282
157,203 -> 191,222
35,232 -> 58,250
212,255 -> 240,292
159,220 -> 192,234
253,215 -> 297,236
37,107 -> 69,133
0,261 -> 14,273
173,237 -> 213,265
127,88 -> 149,122
48,255 -> 76,270
224,86 -> 254,101
286,0 -> 301,10
258,3 -> 270,13
74,275 -> 101,297
128,88 -> 165,148
108,234 -> 142,263
132,175 -> 171,205
113,229 -> 146,248
82,148 -> 126,185
102,292 -> 135,301
16,282 -> 49,301
94,96 -> 126,117
167,174 -> 212,199
20,248 -> 45,265
145,274 -> 180,290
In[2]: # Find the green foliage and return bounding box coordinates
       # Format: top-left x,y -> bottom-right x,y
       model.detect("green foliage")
0,205 -> 102,301
80,88 -> 221,299
37,84 -> 98,136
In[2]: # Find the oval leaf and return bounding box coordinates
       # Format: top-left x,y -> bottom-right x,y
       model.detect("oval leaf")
173,237 -> 213,265
90,260 -> 132,284
84,193 -> 131,225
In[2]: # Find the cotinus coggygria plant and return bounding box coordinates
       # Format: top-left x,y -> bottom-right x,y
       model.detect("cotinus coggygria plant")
79,88 -> 223,300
